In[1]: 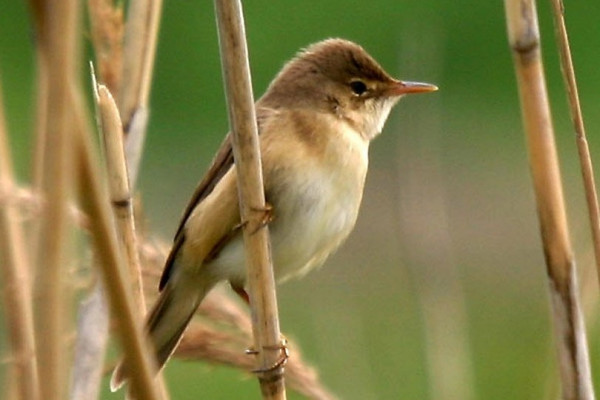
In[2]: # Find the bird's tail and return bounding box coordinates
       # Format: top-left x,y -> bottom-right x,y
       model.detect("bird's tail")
110,277 -> 212,392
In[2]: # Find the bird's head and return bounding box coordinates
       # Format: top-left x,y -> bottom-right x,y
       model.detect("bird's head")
260,38 -> 437,140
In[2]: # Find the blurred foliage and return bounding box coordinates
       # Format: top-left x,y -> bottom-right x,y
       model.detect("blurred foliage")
2,0 -> 600,399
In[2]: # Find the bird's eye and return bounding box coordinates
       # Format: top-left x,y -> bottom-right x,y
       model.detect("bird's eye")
350,80 -> 368,96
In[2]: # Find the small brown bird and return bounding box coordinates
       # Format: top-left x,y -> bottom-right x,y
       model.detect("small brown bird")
111,38 -> 436,390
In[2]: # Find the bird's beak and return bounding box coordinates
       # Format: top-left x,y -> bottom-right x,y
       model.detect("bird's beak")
388,80 -> 438,96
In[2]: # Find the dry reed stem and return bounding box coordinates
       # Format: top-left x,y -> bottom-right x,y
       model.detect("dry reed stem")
85,3 -> 169,397
549,0 -> 600,289
30,51 -> 48,193
119,0 -> 163,186
119,0 -> 162,126
72,5 -> 125,396
213,1 -> 286,398
93,74 -> 147,314
0,79 -> 39,400
67,71 -> 113,399
504,1 -> 595,398
34,1 -> 80,399
72,88 -> 162,400
27,0 -> 48,187
123,107 -> 150,188
94,77 -> 171,398
28,0 -> 49,261
134,0 -> 162,111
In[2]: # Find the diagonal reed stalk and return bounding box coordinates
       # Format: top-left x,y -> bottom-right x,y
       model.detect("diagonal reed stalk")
504,1 -> 595,399
73,83 -> 163,400
0,79 -> 39,400
83,1 -> 169,397
548,0 -> 600,289
213,0 -> 287,398
93,70 -> 147,315
91,73 -> 170,398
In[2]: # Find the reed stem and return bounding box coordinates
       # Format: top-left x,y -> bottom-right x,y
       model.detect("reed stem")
0,77 -> 39,400
548,0 -> 600,291
213,1 -> 287,398
504,1 -> 595,398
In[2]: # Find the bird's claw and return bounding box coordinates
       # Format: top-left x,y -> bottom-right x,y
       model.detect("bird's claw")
252,202 -> 274,233
239,202 -> 273,234
245,338 -> 289,374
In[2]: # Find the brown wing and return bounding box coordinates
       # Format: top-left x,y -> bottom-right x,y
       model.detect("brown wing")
159,106 -> 276,290
173,133 -> 234,242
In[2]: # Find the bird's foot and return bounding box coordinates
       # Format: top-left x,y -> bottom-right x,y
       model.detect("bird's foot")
245,337 -> 289,373
234,202 -> 273,234
249,202 -> 274,234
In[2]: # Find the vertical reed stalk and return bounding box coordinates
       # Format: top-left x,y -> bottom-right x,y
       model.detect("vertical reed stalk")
28,0 -> 49,192
213,1 -> 286,398
34,1 -> 79,398
30,53 -> 48,193
119,0 -> 163,186
548,0 -> 600,288
119,0 -> 162,125
0,79 -> 39,400
504,1 -> 595,398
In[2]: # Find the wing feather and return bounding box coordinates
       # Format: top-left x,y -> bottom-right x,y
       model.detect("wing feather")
158,107 -> 276,289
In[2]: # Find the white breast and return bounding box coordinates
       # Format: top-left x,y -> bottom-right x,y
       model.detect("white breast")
207,115 -> 369,284
268,118 -> 369,281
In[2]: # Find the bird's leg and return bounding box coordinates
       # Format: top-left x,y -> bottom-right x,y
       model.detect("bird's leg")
245,337 -> 289,374
232,282 -> 289,373
230,283 -> 250,305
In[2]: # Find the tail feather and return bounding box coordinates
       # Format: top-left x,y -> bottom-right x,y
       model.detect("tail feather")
110,277 -> 212,392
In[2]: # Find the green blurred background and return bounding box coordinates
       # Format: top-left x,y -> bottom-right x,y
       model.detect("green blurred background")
3,1 -> 600,399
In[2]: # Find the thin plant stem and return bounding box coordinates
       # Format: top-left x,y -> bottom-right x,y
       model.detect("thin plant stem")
118,0 -> 162,126
94,80 -> 172,398
213,0 -> 286,398
27,1 -> 49,274
71,84 -> 163,399
0,78 -> 39,400
120,0 -> 163,187
30,49 -> 48,193
549,0 -> 600,289
93,73 -> 146,314
83,3 -> 169,397
34,1 -> 79,398
504,1 -> 595,398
